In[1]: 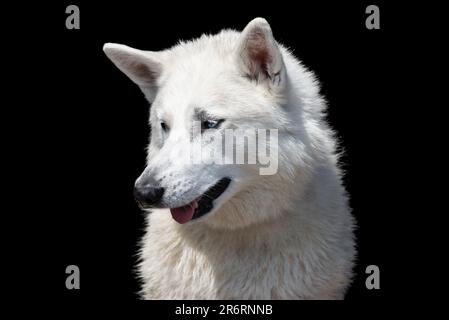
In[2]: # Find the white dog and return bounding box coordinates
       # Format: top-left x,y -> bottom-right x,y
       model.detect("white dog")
104,17 -> 356,299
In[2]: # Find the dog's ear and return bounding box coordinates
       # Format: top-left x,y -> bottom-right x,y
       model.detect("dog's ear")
237,18 -> 286,89
103,43 -> 163,102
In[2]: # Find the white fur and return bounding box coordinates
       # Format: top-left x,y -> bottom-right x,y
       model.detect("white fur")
104,18 -> 356,300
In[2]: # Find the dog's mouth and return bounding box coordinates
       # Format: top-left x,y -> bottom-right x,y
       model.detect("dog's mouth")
169,178 -> 231,224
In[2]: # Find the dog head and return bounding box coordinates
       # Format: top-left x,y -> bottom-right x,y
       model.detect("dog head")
104,18 -> 315,229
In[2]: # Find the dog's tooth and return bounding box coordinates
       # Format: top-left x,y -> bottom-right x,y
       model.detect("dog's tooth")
188,201 -> 198,210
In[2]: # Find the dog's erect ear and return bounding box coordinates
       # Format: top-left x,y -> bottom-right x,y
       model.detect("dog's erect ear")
237,18 -> 286,88
103,43 -> 163,102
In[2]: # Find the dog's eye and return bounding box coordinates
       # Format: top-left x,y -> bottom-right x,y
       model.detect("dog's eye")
202,119 -> 224,130
160,122 -> 169,132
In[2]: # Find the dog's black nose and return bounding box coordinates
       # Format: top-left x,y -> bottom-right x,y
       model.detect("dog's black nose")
134,184 -> 164,207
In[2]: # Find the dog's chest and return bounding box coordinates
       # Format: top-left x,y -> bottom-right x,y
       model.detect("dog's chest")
139,213 -> 351,300
139,218 -> 290,299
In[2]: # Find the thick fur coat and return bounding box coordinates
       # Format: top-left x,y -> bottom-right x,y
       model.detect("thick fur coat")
104,18 -> 356,299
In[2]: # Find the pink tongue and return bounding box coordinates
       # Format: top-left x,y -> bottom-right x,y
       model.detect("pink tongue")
170,201 -> 197,224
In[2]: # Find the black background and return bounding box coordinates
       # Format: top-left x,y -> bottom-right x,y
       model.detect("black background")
14,1 -> 411,304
